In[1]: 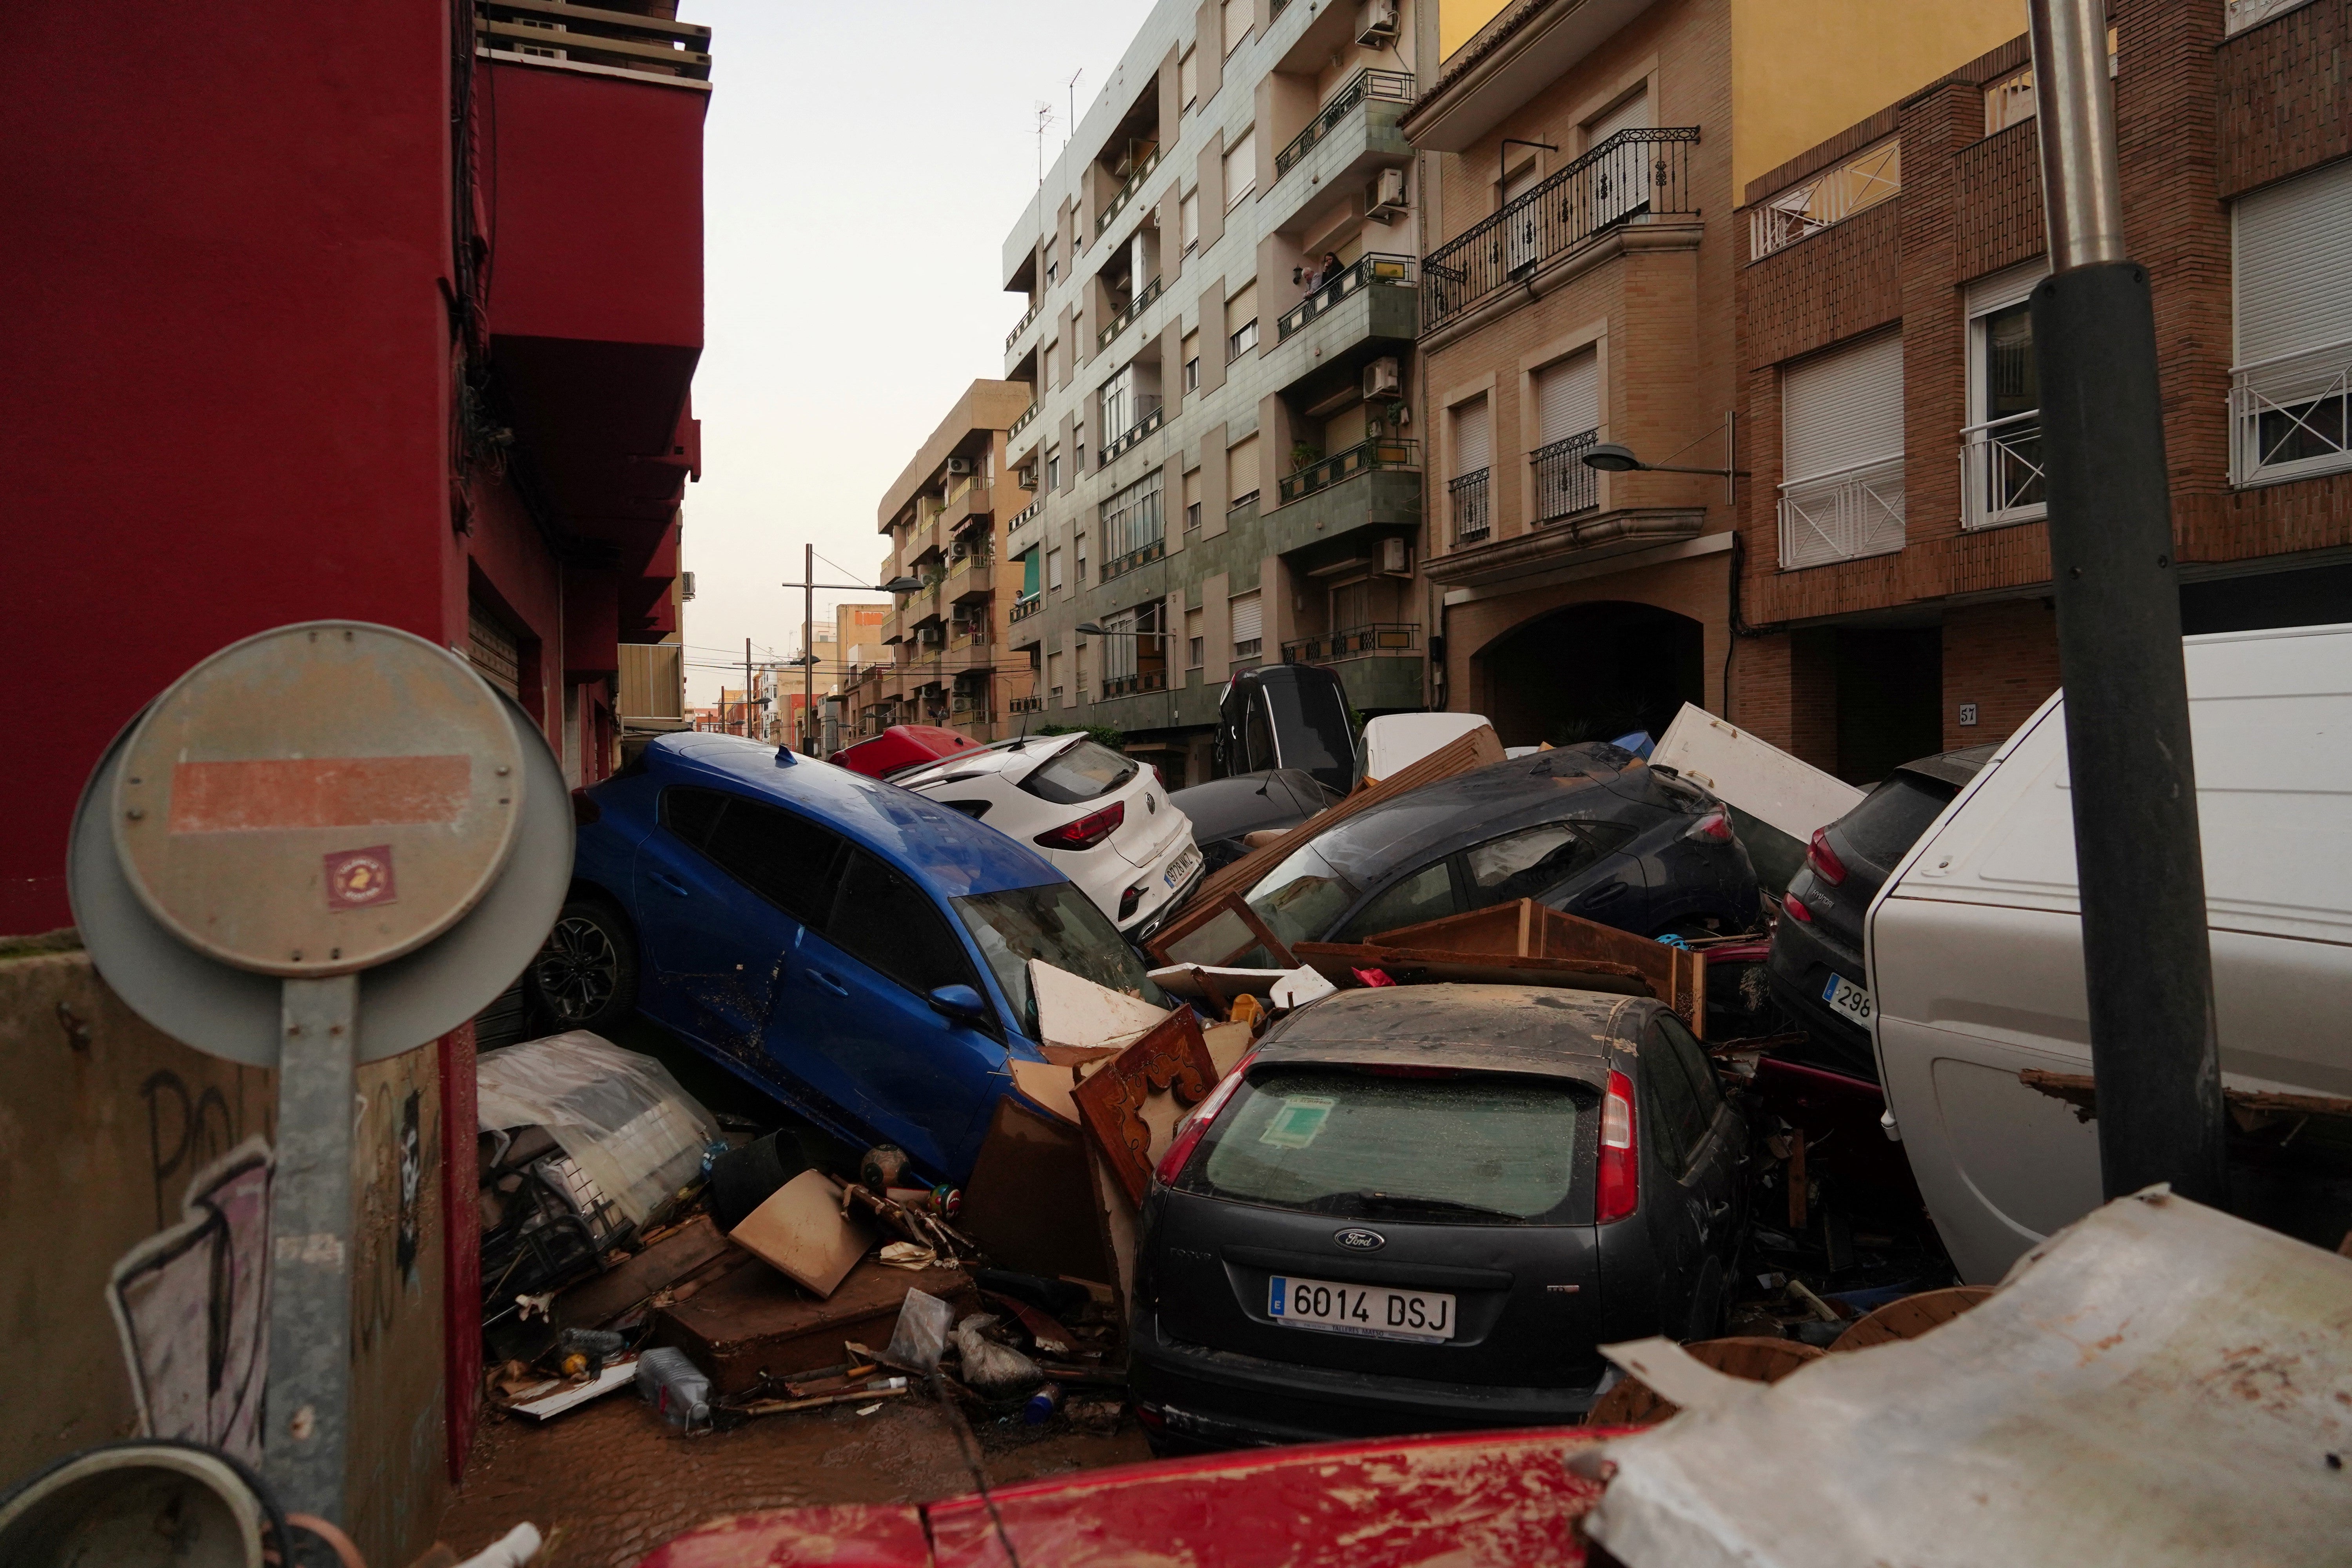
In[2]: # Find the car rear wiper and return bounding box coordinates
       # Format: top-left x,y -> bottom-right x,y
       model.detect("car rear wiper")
1308,1190 -> 1526,1223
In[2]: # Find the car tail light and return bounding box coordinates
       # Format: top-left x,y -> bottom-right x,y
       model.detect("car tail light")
1807,827 -> 1847,885
1118,880 -> 1148,921
1154,1054 -> 1256,1187
1034,799 -> 1125,851
1596,1069 -> 1639,1223
570,788 -> 601,826
1683,809 -> 1733,843
1782,891 -> 1815,924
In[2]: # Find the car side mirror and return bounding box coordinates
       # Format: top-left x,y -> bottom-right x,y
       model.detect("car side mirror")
927,984 -> 995,1032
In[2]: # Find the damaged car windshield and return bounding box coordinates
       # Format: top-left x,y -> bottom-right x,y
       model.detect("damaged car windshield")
1191,1067 -> 1589,1223
953,881 -> 1165,1035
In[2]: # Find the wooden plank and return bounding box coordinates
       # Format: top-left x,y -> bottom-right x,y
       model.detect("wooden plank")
1145,889 -> 1300,971
1070,1010 -> 1219,1208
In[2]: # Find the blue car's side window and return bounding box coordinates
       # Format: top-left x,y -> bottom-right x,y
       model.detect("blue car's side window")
825,848 -> 982,1000
660,785 -> 728,849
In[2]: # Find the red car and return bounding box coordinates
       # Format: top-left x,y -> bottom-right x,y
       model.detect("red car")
830,724 -> 982,780
635,1425 -> 1622,1568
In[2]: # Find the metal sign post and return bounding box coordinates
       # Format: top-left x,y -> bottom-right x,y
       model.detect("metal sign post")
69,622 -> 575,1526
2025,0 -> 2227,1203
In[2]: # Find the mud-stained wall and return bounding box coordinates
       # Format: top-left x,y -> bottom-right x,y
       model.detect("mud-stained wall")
0,940 -> 451,1566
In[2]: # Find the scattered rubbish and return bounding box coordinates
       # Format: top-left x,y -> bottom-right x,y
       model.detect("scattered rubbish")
885,1288 -> 958,1374
555,1326 -> 628,1377
659,1260 -> 979,1396
876,1241 -> 939,1270
1031,959 -> 1171,1059
1650,704 -> 1863,893
1827,1285 -> 1992,1352
958,1098 -> 1114,1284
729,1170 -> 876,1299
454,1522 -> 546,1568
505,1356 -> 639,1421
1360,711 -> 1503,780
476,1031 -> 720,1229
860,1145 -> 912,1191
855,1403 -> 883,1416
708,1131 -> 811,1232
551,1213 -> 733,1330
1586,1337 -> 1822,1427
1582,1190 -> 2352,1568
1070,1009 -> 1220,1208
955,1314 -> 1044,1398
634,1345 -> 713,1430
975,1269 -> 1091,1321
1022,1381 -> 1064,1425
1147,889 -> 1303,970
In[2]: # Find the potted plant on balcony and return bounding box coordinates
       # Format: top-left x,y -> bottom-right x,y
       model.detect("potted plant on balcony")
1290,441 -> 1323,474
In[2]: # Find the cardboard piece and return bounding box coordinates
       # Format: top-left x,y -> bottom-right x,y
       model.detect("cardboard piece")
1296,898 -> 1709,1037
728,1171 -> 876,1300
1008,1058 -> 1083,1125
1071,1009 -> 1220,1208
1203,1020 -> 1254,1077
958,1097 -> 1113,1284
654,1258 -> 981,1397
1030,958 -> 1170,1058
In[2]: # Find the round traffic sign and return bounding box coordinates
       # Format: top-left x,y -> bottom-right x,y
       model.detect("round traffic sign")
111,623 -> 524,977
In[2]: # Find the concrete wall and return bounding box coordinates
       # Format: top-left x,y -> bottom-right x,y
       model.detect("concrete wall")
0,941 -> 451,1568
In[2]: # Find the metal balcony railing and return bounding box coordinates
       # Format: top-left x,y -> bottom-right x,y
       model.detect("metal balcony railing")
1100,537 -> 1167,583
1778,454 -> 1906,569
1009,695 -> 1044,715
1283,623 -> 1419,662
1008,399 -> 1040,439
1276,70 -> 1415,178
1007,497 -> 1043,534
1009,593 -> 1043,623
1278,436 -> 1419,505
1959,410 -> 2046,529
1278,253 -> 1416,342
1100,398 -> 1166,465
1005,300 -> 1044,354
1095,144 -> 1165,238
1749,139 -> 1901,261
1098,275 -> 1164,352
475,0 -> 712,83
1448,468 -> 1491,543
1530,429 -> 1600,524
1423,128 -> 1701,335
2229,338 -> 2352,487
1103,670 -> 1169,698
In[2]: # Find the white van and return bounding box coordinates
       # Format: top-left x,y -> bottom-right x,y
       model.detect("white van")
1866,623 -> 2352,1284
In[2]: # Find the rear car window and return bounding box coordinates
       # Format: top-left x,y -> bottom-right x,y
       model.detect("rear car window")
1837,773 -> 1960,866
1262,679 -> 1355,781
1020,740 -> 1138,805
824,848 -> 980,998
668,788 -> 842,929
1189,1068 -> 1592,1224
951,882 -> 1165,1035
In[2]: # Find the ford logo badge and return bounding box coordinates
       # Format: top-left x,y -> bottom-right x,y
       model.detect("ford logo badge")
1334,1228 -> 1385,1252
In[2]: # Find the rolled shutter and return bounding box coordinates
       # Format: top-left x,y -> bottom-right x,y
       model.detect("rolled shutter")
1227,434 -> 1260,501
2234,155 -> 2352,368
1782,328 -> 1904,483
1230,590 -> 1262,646
1537,350 -> 1600,447
1586,87 -> 1651,144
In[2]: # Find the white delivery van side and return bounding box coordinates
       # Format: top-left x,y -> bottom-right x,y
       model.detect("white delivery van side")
1865,622 -> 2352,1284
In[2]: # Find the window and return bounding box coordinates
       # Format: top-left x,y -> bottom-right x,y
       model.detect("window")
1186,501 -> 1203,529
1963,261 -> 2049,529
1046,445 -> 1062,490
677,789 -> 842,926
1181,191 -> 1200,253
1585,88 -> 1654,229
1100,468 -> 1166,565
1644,1012 -> 1723,1174
1338,860 -> 1462,940
1047,650 -> 1063,693
1183,464 -> 1200,527
1075,420 -> 1087,472
1221,0 -> 1249,57
1984,29 -> 2118,134
1186,605 -> 1204,666
1101,363 -> 1135,440
1047,548 -> 1065,591
825,848 -> 981,999
1532,349 -> 1602,523
952,882 -> 1164,1038
2231,154 -> 2352,486
1185,356 -> 1201,392
1227,433 -> 1261,507
1180,46 -> 1199,110
1047,259 -> 1060,288
1225,279 -> 1259,360
1023,739 -> 1138,803
1778,327 -> 1905,568
1448,395 -> 1492,544
1223,127 -> 1256,210
1076,529 -> 1087,581
1100,608 -> 1139,682
1230,588 -> 1262,657
1465,821 -> 1622,904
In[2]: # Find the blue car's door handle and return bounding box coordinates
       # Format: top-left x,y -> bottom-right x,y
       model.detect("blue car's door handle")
808,969 -> 849,997
651,871 -> 691,898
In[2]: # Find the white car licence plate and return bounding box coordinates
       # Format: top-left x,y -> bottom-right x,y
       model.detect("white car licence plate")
1269,1275 -> 1455,1343
1822,971 -> 1874,1025
1164,846 -> 1202,890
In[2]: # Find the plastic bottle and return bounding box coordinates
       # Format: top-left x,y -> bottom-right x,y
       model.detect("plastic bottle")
1021,1382 -> 1063,1426
635,1346 -> 712,1429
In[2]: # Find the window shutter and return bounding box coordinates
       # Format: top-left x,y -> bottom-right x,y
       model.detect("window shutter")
1586,87 -> 1651,145
1223,129 -> 1256,207
1452,396 -> 1491,476
1782,328 -> 1904,483
1230,590 -> 1262,645
1536,350 -> 1600,446
1227,434 -> 1260,501
2234,155 -> 2352,369
1225,279 -> 1257,336
1221,0 -> 1247,55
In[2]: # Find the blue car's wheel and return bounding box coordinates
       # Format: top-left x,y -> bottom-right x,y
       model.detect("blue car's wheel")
528,897 -> 637,1031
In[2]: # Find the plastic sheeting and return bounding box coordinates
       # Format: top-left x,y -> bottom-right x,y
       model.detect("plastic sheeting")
1584,1188 -> 2352,1567
476,1031 -> 718,1228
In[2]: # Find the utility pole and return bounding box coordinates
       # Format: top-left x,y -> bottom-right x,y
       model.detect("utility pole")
804,543 -> 817,757
2026,0 -> 2225,1203
744,637 -> 754,739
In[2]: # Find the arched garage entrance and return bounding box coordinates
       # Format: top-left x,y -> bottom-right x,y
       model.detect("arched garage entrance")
1474,600 -> 1705,749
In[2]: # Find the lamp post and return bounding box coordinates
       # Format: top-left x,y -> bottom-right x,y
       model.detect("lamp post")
1579,417 -> 1748,505
777,554 -> 925,757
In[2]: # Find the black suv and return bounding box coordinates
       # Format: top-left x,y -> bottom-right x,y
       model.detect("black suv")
1129,983 -> 1746,1453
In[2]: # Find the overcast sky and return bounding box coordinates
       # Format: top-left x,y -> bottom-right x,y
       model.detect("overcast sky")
679,0 -> 1155,702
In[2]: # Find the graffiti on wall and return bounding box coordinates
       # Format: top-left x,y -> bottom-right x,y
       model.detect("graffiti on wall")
106,1134 -> 274,1464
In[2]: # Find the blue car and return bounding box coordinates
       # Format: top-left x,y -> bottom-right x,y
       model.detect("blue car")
531,733 -> 1165,1182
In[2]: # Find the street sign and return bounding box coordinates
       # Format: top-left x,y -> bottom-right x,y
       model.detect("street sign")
112,622 -> 525,976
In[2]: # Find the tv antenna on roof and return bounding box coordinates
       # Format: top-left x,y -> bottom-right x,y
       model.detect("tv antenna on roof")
1036,102 -> 1053,185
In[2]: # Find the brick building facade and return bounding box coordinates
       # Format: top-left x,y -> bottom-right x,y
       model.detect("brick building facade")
1731,0 -> 2352,780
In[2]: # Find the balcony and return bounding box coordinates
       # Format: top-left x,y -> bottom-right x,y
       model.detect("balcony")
2229,339 -> 2352,488
475,0 -> 712,85
1278,254 -> 1416,343
1749,139 -> 1901,261
947,555 -> 994,599
1100,536 -> 1166,583
1007,497 -> 1043,533
1097,275 -> 1164,352
1102,670 -> 1169,698
1009,695 -> 1044,715
1100,398 -> 1166,465
1530,430 -> 1600,524
1263,454 -> 1421,564
1008,399 -> 1040,441
1779,455 -> 1906,569
1281,623 -> 1424,712
1276,70 -> 1414,180
1960,411 -> 2045,530
943,483 -> 992,531
950,693 -> 995,725
1423,129 -> 1701,337
1281,437 -> 1419,506
1005,299 -> 1044,354
1094,143 -> 1164,238
1448,468 -> 1490,544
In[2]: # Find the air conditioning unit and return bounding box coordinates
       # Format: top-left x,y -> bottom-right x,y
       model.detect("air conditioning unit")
946,457 -> 975,476
1356,0 -> 1401,46
1381,536 -> 1412,575
1363,356 -> 1403,401
918,627 -> 944,648
680,570 -> 697,601
1365,165 -> 1408,224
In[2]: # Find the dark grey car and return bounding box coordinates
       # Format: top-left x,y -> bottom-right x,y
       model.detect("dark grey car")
1129,984 -> 1747,1453
1168,768 -> 1345,875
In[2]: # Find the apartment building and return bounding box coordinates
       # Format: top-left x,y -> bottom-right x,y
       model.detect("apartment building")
854,381 -> 1040,742
1731,0 -> 2352,781
996,0 -> 1444,785
1402,0 -> 2020,749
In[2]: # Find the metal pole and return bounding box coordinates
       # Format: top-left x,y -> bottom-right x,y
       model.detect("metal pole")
744,637 -> 753,739
2027,0 -> 2225,1204
264,974 -> 358,1521
804,544 -> 817,755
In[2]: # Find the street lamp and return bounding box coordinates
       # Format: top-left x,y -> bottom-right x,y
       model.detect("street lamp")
879,575 -> 925,594
1579,420 -> 1749,503
1074,622 -> 1183,742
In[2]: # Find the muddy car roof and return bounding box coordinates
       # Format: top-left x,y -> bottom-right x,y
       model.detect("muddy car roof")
1250,983 -> 1639,1082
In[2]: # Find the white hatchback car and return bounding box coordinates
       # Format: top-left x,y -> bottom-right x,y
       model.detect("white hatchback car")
895,734 -> 1204,935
